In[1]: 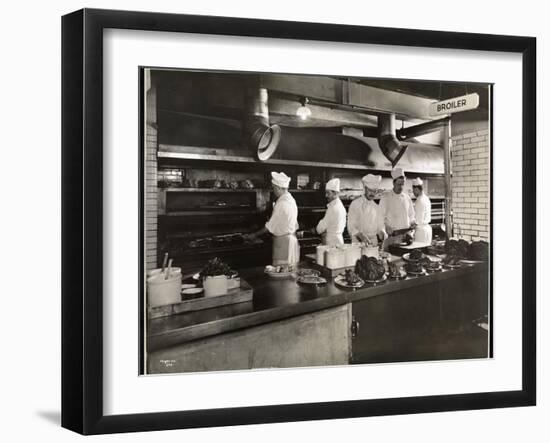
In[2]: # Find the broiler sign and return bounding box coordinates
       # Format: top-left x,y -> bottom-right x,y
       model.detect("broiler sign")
429,93 -> 480,116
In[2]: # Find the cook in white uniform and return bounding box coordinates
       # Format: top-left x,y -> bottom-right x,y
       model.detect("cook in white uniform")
379,167 -> 417,250
347,174 -> 387,246
314,178 -> 347,246
412,177 -> 432,244
245,172 -> 300,266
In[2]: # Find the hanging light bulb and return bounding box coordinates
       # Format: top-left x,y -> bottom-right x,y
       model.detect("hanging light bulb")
296,97 -> 312,120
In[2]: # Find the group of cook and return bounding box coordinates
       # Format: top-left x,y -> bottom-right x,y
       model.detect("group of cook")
245,168 -> 431,266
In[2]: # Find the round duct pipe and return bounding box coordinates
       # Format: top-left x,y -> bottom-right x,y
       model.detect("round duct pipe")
376,114 -> 408,167
243,87 -> 281,161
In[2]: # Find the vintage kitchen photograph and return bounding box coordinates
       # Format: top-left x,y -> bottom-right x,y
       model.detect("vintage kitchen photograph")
141,68 -> 492,375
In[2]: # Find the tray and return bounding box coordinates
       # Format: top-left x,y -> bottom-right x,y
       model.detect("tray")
148,278 -> 253,319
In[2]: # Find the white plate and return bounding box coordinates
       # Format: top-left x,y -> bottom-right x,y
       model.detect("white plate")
297,276 -> 327,285
181,283 -> 197,290
334,274 -> 365,289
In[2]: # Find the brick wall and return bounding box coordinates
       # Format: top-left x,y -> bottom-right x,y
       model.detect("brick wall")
450,128 -> 490,241
145,76 -> 158,272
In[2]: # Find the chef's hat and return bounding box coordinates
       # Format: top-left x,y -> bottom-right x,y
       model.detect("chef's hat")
412,177 -> 423,186
325,178 -> 340,192
362,174 -> 382,189
391,167 -> 405,180
271,171 -> 291,188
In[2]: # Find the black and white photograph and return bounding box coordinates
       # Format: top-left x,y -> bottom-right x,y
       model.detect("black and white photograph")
142,69 -> 492,375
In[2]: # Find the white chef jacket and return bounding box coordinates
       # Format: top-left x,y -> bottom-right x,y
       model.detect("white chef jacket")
414,193 -> 431,226
265,192 -> 299,236
414,193 -> 432,244
379,190 -> 416,231
347,196 -> 387,244
316,198 -> 347,246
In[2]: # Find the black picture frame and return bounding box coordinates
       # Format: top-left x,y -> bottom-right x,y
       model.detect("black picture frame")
61,8 -> 536,435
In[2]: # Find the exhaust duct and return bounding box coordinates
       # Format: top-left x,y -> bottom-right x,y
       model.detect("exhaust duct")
375,114 -> 408,167
243,87 -> 281,161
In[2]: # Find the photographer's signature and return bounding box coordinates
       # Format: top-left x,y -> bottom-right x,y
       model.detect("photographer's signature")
159,359 -> 176,368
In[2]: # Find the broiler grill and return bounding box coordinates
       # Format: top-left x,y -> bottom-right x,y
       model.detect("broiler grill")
158,187 -> 272,273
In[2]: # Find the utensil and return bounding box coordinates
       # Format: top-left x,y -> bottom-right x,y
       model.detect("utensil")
161,252 -> 169,273
165,258 -> 173,280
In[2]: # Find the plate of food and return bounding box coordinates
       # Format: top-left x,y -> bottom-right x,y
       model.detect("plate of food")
425,262 -> 443,272
297,268 -> 321,278
354,256 -> 386,284
334,270 -> 364,289
402,249 -> 425,262
442,254 -> 462,268
406,261 -> 426,276
264,265 -> 295,278
387,262 -> 407,279
420,257 -> 443,272
296,275 -> 327,285
364,274 -> 388,284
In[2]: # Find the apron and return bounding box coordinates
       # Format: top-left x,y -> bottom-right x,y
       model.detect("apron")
414,224 -> 432,244
323,233 -> 344,247
272,234 -> 300,266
